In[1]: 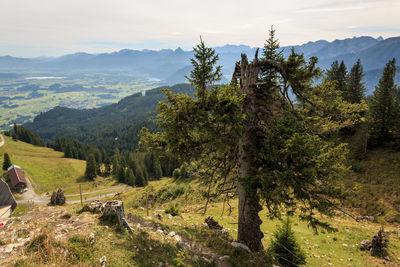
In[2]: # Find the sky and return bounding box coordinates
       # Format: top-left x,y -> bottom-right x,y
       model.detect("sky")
0,0 -> 399,57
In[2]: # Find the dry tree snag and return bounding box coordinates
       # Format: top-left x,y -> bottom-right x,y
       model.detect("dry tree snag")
233,51 -> 292,252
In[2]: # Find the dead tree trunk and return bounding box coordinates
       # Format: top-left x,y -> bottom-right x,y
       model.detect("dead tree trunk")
234,52 -> 284,252
236,53 -> 264,252
101,200 -> 133,233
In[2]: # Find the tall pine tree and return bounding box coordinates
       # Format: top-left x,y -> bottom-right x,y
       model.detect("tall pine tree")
326,60 -> 347,93
85,154 -> 97,181
369,58 -> 398,140
140,31 -> 365,252
185,36 -> 222,99
2,153 -> 11,170
345,59 -> 366,103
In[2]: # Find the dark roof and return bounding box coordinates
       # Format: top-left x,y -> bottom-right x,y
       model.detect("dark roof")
8,165 -> 27,187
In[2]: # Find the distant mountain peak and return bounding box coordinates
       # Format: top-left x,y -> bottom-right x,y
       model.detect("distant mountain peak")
377,36 -> 384,41
174,47 -> 184,53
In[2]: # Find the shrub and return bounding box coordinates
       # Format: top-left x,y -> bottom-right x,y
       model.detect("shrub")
159,185 -> 185,201
172,162 -> 194,180
26,234 -> 48,253
165,205 -> 180,216
268,217 -> 306,267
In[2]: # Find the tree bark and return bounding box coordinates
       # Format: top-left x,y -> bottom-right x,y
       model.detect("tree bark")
235,53 -> 265,252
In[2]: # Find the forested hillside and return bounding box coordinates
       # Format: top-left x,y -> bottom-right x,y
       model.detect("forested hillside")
24,84 -> 194,153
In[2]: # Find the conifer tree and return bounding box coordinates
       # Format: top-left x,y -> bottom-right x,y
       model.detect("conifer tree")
85,154 -> 96,181
185,36 -> 222,99
125,168 -> 135,186
104,157 -> 111,176
117,165 -> 125,183
111,149 -> 121,178
345,59 -> 366,103
2,153 -> 11,170
64,145 -> 73,158
326,60 -> 347,93
145,153 -> 163,180
269,218 -> 306,267
261,25 -> 284,85
135,170 -> 146,187
140,31 -> 365,252
369,58 -> 398,140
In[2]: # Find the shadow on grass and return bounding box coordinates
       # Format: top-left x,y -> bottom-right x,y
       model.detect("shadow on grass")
75,175 -> 89,183
171,224 -> 273,267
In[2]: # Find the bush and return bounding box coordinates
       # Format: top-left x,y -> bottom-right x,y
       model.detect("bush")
269,217 -> 306,267
158,185 -> 185,201
165,205 -> 180,216
172,162 -> 193,180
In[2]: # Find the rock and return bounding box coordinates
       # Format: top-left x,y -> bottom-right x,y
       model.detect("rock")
219,255 -> 230,261
178,240 -> 185,249
231,241 -> 251,253
168,231 -> 176,237
356,215 -> 374,222
360,240 -> 372,251
136,223 -> 141,232
49,189 -> 66,205
100,256 -> 107,267
156,229 -> 164,235
205,216 -> 223,230
384,256 -> 390,261
139,207 -> 145,211
60,214 -> 72,220
348,258 -> 353,262
156,213 -> 163,221
174,235 -> 182,242
202,257 -> 212,264
89,232 -> 95,247
168,214 -> 173,220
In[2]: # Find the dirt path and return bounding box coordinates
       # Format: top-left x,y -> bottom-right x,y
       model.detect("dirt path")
66,190 -> 124,204
0,134 -> 4,147
64,185 -> 128,197
17,176 -> 48,205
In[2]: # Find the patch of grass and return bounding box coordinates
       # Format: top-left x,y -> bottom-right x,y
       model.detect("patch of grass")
165,205 -> 180,217
0,136 -> 123,194
26,234 -> 48,253
67,235 -> 92,263
12,203 -> 32,217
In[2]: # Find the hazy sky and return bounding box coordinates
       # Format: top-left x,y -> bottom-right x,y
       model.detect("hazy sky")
1,0 -> 399,57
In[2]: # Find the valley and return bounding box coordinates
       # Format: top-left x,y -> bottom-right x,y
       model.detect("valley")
0,74 -> 160,129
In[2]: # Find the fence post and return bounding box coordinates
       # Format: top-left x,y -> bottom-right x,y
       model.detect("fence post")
79,184 -> 83,206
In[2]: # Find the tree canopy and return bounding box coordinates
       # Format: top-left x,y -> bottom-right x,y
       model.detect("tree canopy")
140,30 -> 366,251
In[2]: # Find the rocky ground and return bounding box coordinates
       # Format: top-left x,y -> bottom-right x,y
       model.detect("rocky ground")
0,202 -> 253,267
0,205 -> 96,265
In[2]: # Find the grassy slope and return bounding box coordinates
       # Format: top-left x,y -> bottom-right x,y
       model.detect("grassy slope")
114,177 -> 400,267
345,148 -> 400,223
2,137 -> 400,265
0,135 -> 120,195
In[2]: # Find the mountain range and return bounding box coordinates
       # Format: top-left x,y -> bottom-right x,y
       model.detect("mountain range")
1,36 -> 400,93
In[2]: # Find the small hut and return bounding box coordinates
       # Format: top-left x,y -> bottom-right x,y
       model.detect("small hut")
8,165 -> 27,190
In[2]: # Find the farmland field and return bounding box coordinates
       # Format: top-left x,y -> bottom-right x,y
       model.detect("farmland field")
0,73 -> 161,129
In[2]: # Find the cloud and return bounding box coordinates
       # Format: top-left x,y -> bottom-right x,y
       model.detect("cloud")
348,26 -> 400,33
295,0 -> 392,14
0,0 -> 399,57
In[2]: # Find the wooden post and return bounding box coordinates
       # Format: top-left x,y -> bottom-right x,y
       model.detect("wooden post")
79,184 -> 83,206
146,193 -> 149,216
